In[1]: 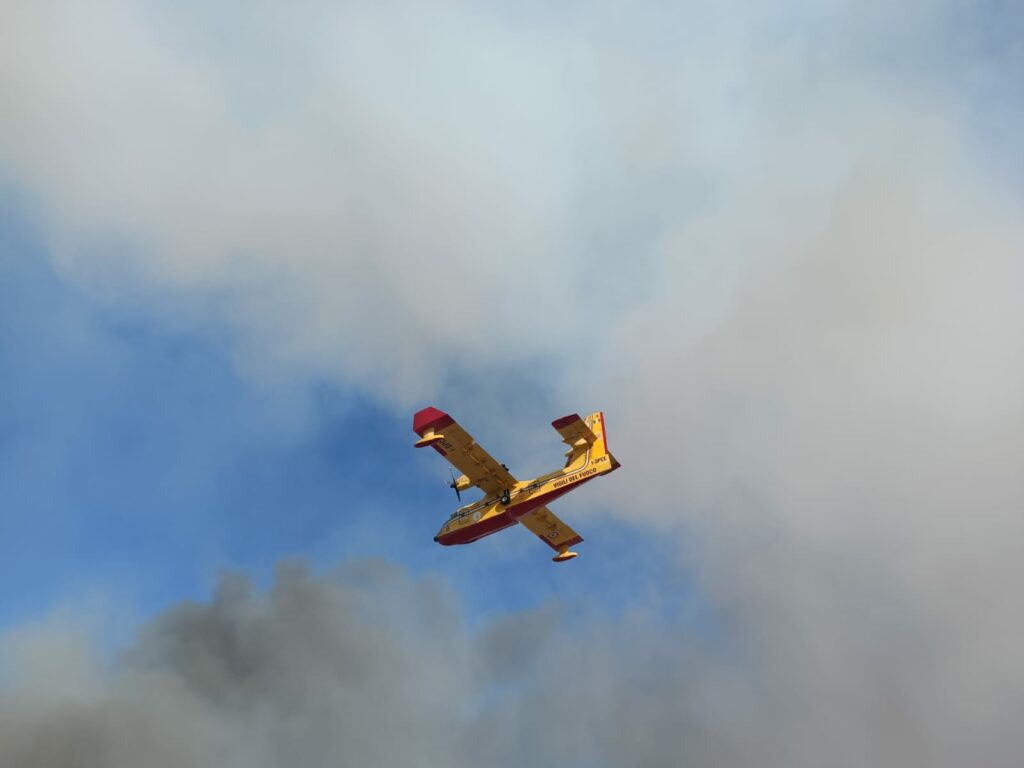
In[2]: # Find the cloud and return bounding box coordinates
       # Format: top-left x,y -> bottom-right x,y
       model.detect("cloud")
4,1 -> 999,400
0,0 -> 598,399
586,57 -> 1024,768
0,563 -> 714,768
5,544 -> 1016,767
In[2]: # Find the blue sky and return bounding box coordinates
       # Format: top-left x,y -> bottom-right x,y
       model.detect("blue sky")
0,196 -> 701,638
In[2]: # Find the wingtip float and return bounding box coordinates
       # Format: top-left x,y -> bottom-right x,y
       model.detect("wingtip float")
413,407 -> 620,562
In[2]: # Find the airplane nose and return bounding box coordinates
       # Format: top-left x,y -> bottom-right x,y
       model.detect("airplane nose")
433,536 -> 439,542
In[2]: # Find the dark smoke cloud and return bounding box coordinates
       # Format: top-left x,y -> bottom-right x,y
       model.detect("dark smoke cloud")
0,562 -> 721,768
0,563 -> 469,767
6,550 -> 1019,767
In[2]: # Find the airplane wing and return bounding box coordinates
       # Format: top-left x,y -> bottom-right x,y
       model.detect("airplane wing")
551,412 -> 598,465
413,407 -> 517,497
519,505 -> 583,554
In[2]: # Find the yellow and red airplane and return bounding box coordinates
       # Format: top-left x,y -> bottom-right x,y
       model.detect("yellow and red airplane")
413,407 -> 620,562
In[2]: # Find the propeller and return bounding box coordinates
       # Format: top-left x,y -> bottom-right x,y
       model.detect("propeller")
448,468 -> 462,502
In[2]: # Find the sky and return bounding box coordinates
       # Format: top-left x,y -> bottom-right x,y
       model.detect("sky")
1,1 -> 1023,766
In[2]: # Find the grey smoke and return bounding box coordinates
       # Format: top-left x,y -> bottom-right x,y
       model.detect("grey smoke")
0,562 -> 722,768
3,542 -> 1021,767
589,122 -> 1024,768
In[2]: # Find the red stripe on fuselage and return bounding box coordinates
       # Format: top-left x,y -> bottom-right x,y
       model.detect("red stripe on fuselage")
435,475 -> 600,546
507,483 -> 579,519
436,510 -> 518,545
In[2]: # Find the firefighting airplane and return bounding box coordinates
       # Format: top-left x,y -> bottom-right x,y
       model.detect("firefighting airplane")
413,407 -> 620,562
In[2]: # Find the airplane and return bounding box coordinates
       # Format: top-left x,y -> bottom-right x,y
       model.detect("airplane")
413,407 -> 620,562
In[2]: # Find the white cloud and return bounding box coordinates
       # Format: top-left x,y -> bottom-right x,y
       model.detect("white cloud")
3,1 -> 965,399
586,71 -> 1024,768
1,0 -> 600,397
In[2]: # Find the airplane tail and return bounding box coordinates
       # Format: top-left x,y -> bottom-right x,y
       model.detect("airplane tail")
587,411 -> 621,472
552,410 -> 620,472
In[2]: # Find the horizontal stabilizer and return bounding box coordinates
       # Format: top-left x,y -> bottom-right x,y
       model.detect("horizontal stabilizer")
551,413 -> 597,447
